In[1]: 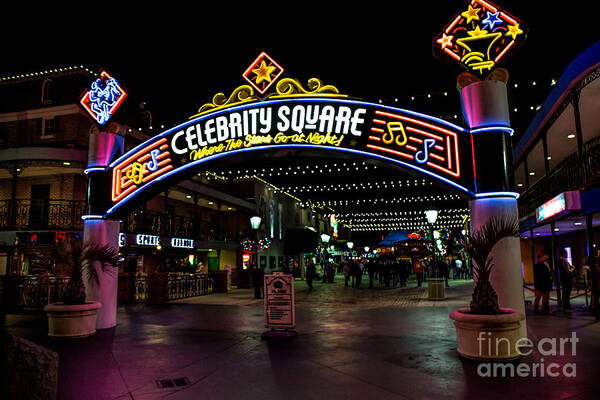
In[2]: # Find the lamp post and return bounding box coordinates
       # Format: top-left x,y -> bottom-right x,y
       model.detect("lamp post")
425,205 -> 439,277
250,215 -> 261,265
250,215 -> 262,298
320,233 -> 330,282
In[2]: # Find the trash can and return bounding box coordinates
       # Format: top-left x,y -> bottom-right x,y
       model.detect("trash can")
211,271 -> 228,293
147,273 -> 169,304
427,277 -> 445,300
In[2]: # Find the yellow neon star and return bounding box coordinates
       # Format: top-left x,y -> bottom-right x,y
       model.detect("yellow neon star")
467,25 -> 488,38
461,5 -> 481,24
252,60 -> 276,85
506,23 -> 524,40
437,33 -> 454,49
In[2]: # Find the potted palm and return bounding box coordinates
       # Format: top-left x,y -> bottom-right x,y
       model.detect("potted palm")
43,238 -> 118,338
449,217 -> 525,360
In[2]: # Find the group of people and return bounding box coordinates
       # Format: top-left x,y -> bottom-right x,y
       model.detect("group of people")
533,248 -> 599,314
337,256 -> 467,289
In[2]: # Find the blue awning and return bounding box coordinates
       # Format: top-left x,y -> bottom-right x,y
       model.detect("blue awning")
513,41 -> 600,163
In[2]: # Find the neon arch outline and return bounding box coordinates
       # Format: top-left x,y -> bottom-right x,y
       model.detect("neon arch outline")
106,98 -> 472,218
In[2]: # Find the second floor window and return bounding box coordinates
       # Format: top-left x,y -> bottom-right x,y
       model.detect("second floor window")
41,79 -> 53,104
42,118 -> 55,138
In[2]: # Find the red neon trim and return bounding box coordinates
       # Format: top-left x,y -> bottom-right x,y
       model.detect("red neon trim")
372,119 -> 386,125
405,145 -> 417,152
495,39 -> 515,62
375,110 -> 457,137
371,127 -> 384,133
366,144 -> 413,160
426,160 -> 460,177
435,145 -> 444,151
445,15 -> 461,34
112,139 -> 168,201
409,136 -> 423,144
114,139 -> 167,171
429,153 -> 445,162
500,12 -> 517,25
447,136 -> 452,170
157,158 -> 171,167
405,126 -> 444,142
142,164 -> 173,183
159,144 -> 169,150
368,136 -> 381,141
443,47 -> 461,61
476,0 -> 497,12
471,133 -> 477,182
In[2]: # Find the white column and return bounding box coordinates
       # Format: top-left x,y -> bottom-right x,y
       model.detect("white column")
83,219 -> 120,329
461,79 -> 526,338
470,196 -> 526,338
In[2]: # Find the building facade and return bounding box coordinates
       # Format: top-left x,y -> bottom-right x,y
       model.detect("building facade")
0,66 -> 337,303
514,42 -> 600,291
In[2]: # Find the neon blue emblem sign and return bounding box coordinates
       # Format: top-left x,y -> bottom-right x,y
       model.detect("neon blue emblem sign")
80,71 -> 127,125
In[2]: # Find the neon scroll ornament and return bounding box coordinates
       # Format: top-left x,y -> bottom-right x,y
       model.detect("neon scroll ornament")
433,0 -> 527,76
80,71 -> 127,125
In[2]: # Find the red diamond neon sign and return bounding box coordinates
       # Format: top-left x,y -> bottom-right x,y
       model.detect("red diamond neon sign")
80,71 -> 127,125
242,52 -> 285,95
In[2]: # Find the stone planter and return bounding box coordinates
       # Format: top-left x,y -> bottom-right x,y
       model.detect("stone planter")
427,277 -> 445,300
449,307 -> 525,361
44,302 -> 102,339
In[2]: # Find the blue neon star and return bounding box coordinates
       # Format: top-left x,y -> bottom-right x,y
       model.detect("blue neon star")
482,11 -> 502,30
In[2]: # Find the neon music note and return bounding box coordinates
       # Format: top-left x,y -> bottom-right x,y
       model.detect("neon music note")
146,149 -> 161,172
415,138 -> 436,164
126,162 -> 145,184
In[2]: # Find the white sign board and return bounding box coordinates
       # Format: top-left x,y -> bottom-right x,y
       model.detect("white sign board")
264,274 -> 295,329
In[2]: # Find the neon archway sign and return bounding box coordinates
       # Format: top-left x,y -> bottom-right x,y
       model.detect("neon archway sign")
93,53 -> 491,218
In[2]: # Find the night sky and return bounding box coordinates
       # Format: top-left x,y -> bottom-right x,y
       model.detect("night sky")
1,2 -> 597,142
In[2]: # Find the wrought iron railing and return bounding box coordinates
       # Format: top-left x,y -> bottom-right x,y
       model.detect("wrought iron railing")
16,276 -> 69,308
0,199 -> 85,230
123,210 -> 242,242
518,136 -> 600,218
7,273 -> 213,308
168,273 -> 214,300
133,273 -> 214,302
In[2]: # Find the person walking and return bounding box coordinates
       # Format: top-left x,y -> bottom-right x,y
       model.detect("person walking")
533,253 -> 553,314
343,262 -> 351,287
251,262 -> 263,299
399,260 -> 408,287
413,258 -> 424,287
306,260 -> 316,293
356,259 -> 364,289
559,249 -> 575,311
439,259 -> 450,288
455,257 -> 463,279
367,259 -> 376,288
392,260 -> 400,288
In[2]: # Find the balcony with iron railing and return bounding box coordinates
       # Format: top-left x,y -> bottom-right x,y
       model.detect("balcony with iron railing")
0,199 -> 248,243
517,136 -> 600,218
122,210 -> 246,242
0,199 -> 86,231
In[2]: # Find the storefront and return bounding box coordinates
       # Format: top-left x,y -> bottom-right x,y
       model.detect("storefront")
520,189 -> 600,285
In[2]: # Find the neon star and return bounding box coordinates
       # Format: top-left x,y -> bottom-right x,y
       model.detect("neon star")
437,33 -> 454,49
467,25 -> 488,38
252,60 -> 276,85
482,11 -> 502,30
461,5 -> 480,24
506,23 -> 523,39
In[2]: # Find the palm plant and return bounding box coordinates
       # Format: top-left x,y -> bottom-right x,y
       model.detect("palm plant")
459,216 -> 520,315
40,238 -> 119,305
